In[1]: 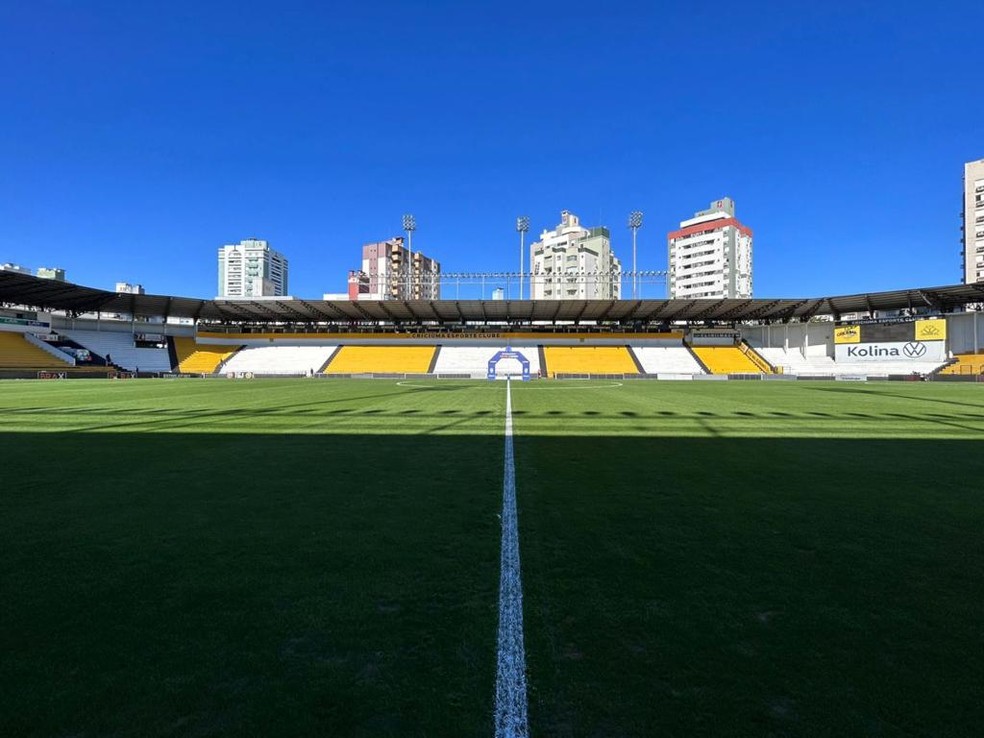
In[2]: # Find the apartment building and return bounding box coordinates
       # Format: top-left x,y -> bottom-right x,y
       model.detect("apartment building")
347,236 -> 440,300
529,211 -> 621,300
963,158 -> 984,284
217,239 -> 288,298
667,197 -> 752,299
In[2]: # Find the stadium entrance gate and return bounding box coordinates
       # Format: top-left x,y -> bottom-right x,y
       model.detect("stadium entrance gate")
487,349 -> 531,381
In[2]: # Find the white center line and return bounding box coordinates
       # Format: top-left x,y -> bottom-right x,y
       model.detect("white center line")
494,378 -> 529,738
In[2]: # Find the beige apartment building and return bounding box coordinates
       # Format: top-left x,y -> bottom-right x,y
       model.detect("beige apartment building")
529,211 -> 621,300
963,158 -> 984,284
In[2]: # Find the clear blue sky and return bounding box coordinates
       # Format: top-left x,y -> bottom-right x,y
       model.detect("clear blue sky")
1,1 -> 982,300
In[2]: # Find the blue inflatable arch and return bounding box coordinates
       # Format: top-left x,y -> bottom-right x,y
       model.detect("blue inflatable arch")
487,349 -> 531,381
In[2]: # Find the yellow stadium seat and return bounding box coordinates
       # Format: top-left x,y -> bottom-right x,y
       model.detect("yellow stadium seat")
324,346 -> 437,374
691,345 -> 772,375
0,332 -> 73,368
542,346 -> 638,377
939,354 -> 984,375
174,337 -> 241,374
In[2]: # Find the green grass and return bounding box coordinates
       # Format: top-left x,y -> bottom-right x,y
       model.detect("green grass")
1,379 -> 983,736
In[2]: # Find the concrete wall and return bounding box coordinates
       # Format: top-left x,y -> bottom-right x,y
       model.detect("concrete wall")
743,313 -> 984,357
946,311 -> 984,354
740,323 -> 834,358
51,315 -> 197,337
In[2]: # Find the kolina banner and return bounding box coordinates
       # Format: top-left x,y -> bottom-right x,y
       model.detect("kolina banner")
835,340 -> 946,363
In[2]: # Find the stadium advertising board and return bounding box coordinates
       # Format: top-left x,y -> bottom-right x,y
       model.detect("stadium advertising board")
834,325 -> 860,344
690,329 -> 739,346
834,340 -> 945,363
0,316 -> 48,327
914,318 -> 946,341
836,320 -> 948,345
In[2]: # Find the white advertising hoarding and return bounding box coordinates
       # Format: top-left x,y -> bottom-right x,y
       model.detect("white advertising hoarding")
834,341 -> 945,363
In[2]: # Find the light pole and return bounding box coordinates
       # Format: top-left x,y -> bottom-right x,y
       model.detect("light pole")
516,216 -> 530,300
402,214 -> 416,297
628,211 -> 643,299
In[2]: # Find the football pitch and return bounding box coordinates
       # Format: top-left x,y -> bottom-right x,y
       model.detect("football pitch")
2,379 -> 983,736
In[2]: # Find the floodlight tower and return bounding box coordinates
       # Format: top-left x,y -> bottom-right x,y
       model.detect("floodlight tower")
628,210 -> 643,299
402,213 -> 416,297
516,216 -> 530,300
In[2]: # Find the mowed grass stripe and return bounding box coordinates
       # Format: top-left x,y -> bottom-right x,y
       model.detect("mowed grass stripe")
511,380 -> 984,438
512,381 -> 984,735
0,380 -> 507,736
494,380 -> 529,738
3,378 -> 983,736
0,379 -> 505,435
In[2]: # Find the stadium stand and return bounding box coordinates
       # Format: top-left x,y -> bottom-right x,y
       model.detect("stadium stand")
222,345 -> 339,375
542,346 -> 638,377
173,337 -> 241,374
61,329 -> 173,373
691,345 -> 769,374
431,346 -> 542,378
324,345 -> 437,374
937,353 -> 984,375
631,346 -> 705,375
0,332 -> 74,368
756,347 -> 947,376
756,348 -> 832,375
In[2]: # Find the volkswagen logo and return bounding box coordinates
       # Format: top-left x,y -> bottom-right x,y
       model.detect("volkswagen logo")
903,342 -> 927,358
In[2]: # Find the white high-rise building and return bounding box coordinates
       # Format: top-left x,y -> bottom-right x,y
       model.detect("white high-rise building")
217,239 -> 288,298
667,197 -> 752,299
0,263 -> 32,275
347,236 -> 440,300
529,211 -> 621,300
36,267 -> 66,281
963,158 -> 984,284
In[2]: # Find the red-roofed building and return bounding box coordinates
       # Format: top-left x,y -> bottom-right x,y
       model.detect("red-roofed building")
667,198 -> 753,299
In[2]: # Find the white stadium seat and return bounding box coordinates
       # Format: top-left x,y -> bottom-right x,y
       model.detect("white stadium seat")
62,329 -> 172,373
222,345 -> 339,375
431,346 -> 541,378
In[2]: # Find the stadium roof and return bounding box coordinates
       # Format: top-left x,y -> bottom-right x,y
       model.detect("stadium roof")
2,270 -> 984,324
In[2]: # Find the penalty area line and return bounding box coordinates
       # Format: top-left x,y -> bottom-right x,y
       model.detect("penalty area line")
494,378 -> 529,738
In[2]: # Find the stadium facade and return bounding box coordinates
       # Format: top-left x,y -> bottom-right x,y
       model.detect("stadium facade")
2,270 -> 984,380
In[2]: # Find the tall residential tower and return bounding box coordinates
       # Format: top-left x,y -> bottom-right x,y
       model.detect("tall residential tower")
667,197 -> 752,299
963,158 -> 984,284
347,236 -> 440,300
529,211 -> 621,300
217,239 -> 288,298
